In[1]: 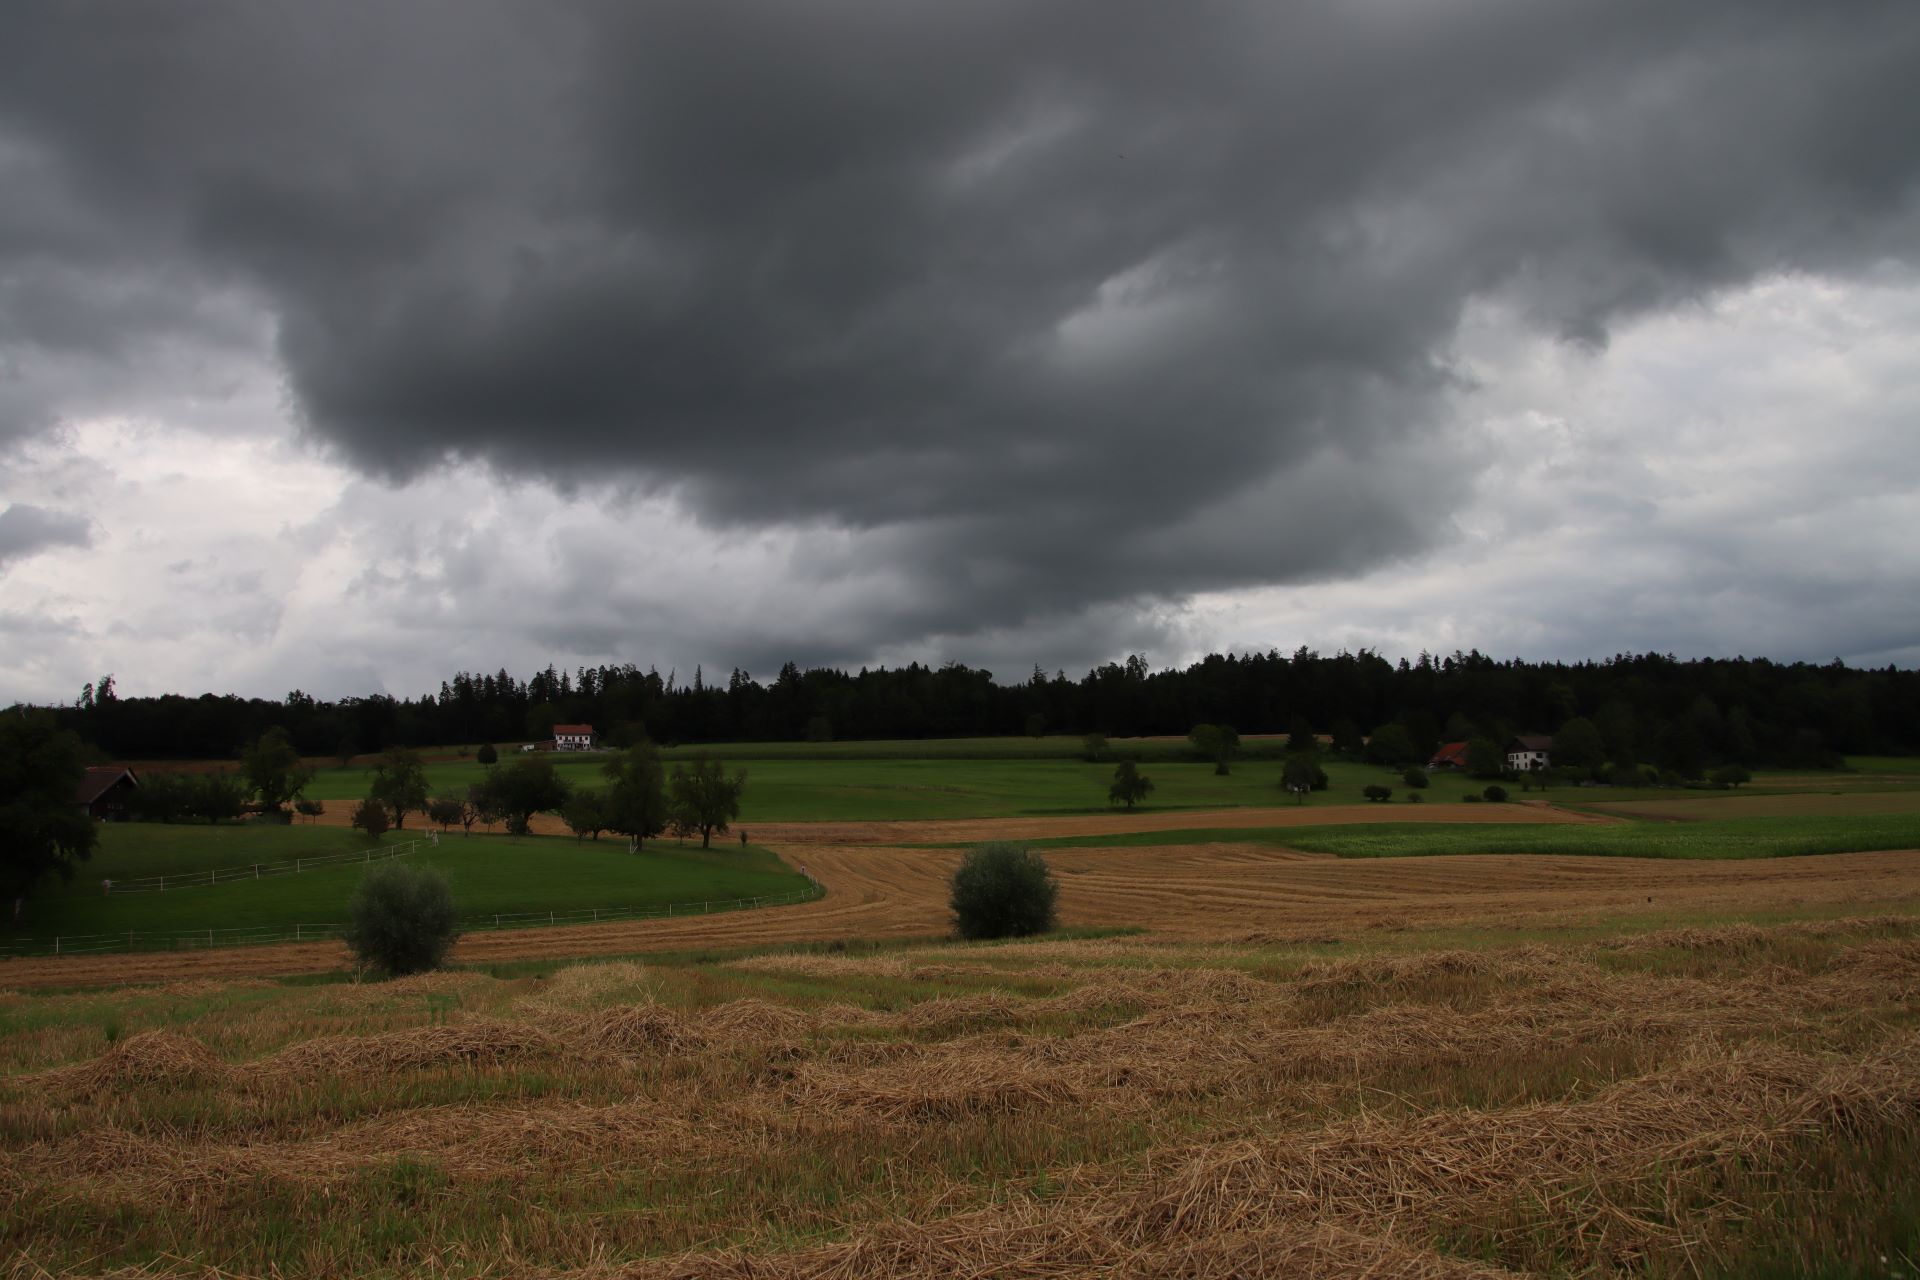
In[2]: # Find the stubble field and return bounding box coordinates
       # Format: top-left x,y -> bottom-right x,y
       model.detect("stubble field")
6,751 -> 1920,1277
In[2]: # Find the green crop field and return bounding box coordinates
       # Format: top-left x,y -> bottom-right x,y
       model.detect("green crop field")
1012,813 -> 1920,860
9,824 -> 812,948
298,752 -> 1760,822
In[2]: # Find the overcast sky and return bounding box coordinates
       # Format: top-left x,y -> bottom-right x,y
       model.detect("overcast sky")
3,1 -> 1917,705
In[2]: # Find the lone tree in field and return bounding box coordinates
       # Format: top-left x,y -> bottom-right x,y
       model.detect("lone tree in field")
603,741 -> 670,848
1280,754 -> 1319,804
668,753 -> 747,849
476,742 -> 498,766
489,755 -> 571,835
0,710 -> 97,924
242,725 -> 313,820
369,747 -> 429,830
344,862 -> 460,977
1109,759 -> 1154,810
1188,723 -> 1240,775
294,796 -> 325,823
351,796 -> 390,840
950,842 -> 1058,940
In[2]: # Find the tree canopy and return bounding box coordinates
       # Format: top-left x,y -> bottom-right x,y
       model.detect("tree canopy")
242,725 -> 312,816
668,753 -> 747,849
0,711 -> 97,922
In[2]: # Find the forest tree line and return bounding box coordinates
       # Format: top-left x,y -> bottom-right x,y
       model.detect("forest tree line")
40,648 -> 1917,770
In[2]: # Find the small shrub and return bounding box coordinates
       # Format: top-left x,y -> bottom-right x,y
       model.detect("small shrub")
950,842 -> 1058,940
476,743 -> 498,766
1482,784 -> 1508,803
294,796 -> 325,823
345,863 -> 460,977
1362,784 -> 1393,803
351,797 -> 390,841
1407,791 -> 1423,802
1463,793 -> 1482,803
1402,767 -> 1429,789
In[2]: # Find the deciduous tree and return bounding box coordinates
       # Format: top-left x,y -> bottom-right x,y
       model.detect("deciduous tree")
369,748 -> 429,830
1108,759 -> 1153,810
603,741 -> 669,848
242,725 -> 313,819
668,753 -> 747,849
0,710 -> 97,923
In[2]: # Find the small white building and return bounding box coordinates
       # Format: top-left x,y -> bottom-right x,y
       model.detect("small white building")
553,724 -> 597,752
1506,735 -> 1553,772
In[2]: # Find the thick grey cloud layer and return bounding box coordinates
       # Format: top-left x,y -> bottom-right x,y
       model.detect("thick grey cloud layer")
2,1 -> 1918,673
0,503 -> 89,565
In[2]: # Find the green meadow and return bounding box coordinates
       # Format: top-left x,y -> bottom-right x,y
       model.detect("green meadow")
9,824 -> 812,948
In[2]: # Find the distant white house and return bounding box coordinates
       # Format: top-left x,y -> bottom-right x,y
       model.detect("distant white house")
553,724 -> 597,752
1506,735 -> 1553,772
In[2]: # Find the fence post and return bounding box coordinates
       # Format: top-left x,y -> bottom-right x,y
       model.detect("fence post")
159,875 -> 165,892
295,924 -> 301,941
254,864 -> 259,879
296,858 -> 301,874
54,936 -> 60,955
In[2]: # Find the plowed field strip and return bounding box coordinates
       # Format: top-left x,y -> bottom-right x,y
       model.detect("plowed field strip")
8,832 -> 1919,987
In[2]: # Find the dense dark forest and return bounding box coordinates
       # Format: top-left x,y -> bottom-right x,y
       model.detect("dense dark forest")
42,649 -> 1918,771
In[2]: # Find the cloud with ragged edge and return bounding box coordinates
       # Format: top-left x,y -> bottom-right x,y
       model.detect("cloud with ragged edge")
0,1 -> 1917,700
0,503 -> 90,567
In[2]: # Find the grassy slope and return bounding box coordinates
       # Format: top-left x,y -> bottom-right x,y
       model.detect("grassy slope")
1012,813 -> 1920,859
13,829 -> 810,940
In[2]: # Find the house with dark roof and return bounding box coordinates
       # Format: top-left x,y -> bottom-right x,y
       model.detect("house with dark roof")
552,724 -> 597,752
76,766 -> 139,821
1428,741 -> 1471,770
1506,735 -> 1553,772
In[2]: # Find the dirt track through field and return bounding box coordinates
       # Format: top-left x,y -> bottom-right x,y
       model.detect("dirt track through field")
7,801 -> 1920,987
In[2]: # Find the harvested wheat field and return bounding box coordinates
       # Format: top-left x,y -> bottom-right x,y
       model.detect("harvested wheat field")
4,914 -> 1918,1277
8,822 -> 1920,987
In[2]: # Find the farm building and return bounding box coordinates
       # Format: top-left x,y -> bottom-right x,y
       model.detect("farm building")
1428,741 -> 1470,770
76,766 -> 139,821
1506,735 -> 1553,772
552,724 -> 597,752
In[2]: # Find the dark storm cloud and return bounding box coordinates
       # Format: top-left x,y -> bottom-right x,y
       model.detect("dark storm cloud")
2,0 -> 1917,655
0,503 -> 89,565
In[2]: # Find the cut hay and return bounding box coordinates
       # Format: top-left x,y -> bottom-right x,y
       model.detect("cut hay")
521,960 -> 655,1008
697,998 -> 822,1043
725,952 -> 913,980
255,1018 -> 572,1077
35,1029 -> 232,1095
896,992 -> 1025,1033
785,1055 -> 1087,1122
561,1003 -> 707,1055
1292,945 -> 1569,996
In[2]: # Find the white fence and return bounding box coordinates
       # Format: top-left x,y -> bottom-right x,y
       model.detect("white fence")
97,838 -> 429,895
0,876 -> 825,959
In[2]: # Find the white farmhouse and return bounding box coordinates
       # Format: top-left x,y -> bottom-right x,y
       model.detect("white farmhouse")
553,724 -> 597,752
1506,734 -> 1553,772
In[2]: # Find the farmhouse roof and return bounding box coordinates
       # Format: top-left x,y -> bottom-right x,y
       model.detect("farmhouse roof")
1429,742 -> 1470,768
1509,734 -> 1554,752
553,724 -> 596,736
75,766 -> 138,805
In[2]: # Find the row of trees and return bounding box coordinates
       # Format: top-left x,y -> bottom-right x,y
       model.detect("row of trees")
51,649 -> 1917,765
348,745 -> 748,849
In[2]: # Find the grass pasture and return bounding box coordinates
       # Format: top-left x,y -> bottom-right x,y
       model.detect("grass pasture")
3,914 -> 1918,1277
1012,812 -> 1920,861
6,823 -> 814,953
